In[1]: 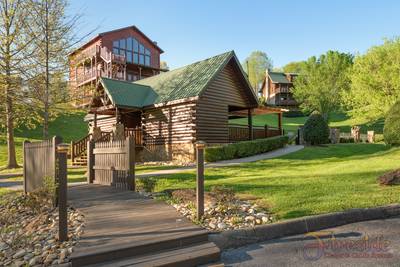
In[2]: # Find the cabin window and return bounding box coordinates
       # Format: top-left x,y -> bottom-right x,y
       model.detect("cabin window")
126,51 -> 133,63
139,54 -> 144,65
112,37 -> 151,66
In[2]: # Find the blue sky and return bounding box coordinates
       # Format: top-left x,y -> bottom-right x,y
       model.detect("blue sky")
68,0 -> 400,69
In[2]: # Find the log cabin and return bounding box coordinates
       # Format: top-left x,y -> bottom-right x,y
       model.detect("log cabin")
69,25 -> 164,107
71,51 -> 284,164
260,70 -> 299,109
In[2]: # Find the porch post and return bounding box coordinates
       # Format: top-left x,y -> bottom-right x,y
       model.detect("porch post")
115,107 -> 120,123
248,108 -> 253,140
278,112 -> 283,135
93,111 -> 97,128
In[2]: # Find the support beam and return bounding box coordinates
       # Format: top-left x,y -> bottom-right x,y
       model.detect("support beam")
248,108 -> 253,140
93,112 -> 97,128
278,112 -> 283,135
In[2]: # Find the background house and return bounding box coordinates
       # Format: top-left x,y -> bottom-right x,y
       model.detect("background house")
261,70 -> 298,109
69,25 -> 164,107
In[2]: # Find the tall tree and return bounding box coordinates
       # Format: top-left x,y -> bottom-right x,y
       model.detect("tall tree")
283,60 -> 306,73
345,38 -> 400,122
293,51 -> 353,120
0,0 -> 31,168
25,0 -> 90,139
242,51 -> 273,93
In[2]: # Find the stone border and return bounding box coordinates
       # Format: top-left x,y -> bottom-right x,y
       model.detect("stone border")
209,204 -> 400,250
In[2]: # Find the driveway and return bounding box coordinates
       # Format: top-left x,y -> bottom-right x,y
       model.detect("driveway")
222,216 -> 400,266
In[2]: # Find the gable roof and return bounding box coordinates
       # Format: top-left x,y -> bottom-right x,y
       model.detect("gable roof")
135,51 -> 258,106
100,78 -> 157,109
268,72 -> 291,84
70,25 -> 163,56
96,51 -> 258,109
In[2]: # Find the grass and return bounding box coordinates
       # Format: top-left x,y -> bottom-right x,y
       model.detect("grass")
229,112 -> 384,134
0,109 -> 87,170
151,143 -> 400,220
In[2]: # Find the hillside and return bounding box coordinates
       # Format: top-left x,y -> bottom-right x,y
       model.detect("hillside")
0,109 -> 87,169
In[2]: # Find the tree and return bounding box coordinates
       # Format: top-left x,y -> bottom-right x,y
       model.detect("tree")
0,0 -> 32,168
344,38 -> 400,122
383,101 -> 400,146
293,51 -> 353,120
283,61 -> 306,73
25,0 -> 91,139
303,112 -> 330,145
160,61 -> 169,71
242,51 -> 273,93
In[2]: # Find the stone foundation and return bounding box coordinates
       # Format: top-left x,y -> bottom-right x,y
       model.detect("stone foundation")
137,143 -> 195,164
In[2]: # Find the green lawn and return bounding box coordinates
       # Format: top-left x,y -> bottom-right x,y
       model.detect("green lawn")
152,143 -> 400,220
0,109 -> 87,169
230,112 -> 384,134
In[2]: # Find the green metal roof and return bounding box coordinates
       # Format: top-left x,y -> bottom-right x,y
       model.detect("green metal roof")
98,51 -> 257,109
268,72 -> 291,84
100,78 -> 157,108
134,51 -> 234,104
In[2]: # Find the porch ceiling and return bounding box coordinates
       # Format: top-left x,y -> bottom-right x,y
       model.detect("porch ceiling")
230,106 -> 288,117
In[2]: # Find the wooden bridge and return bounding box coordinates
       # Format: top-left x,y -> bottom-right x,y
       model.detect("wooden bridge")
69,184 -> 220,266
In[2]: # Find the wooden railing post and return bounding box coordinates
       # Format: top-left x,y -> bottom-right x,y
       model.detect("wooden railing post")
23,140 -> 31,194
70,141 -> 75,164
126,136 -> 135,190
56,143 -> 69,242
196,141 -> 205,220
53,136 -> 62,207
87,140 -> 95,184
264,124 -> 268,138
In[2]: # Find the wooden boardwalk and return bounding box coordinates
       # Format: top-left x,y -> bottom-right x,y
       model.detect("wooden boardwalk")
68,184 -> 220,266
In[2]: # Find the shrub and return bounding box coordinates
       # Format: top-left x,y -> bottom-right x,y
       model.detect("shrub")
136,177 -> 157,192
339,137 -> 355,143
384,101 -> 400,146
303,113 -> 330,145
205,135 -> 289,162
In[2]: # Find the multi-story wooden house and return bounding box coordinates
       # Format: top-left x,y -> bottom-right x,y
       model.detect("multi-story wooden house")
69,25 -> 164,107
260,70 -> 299,108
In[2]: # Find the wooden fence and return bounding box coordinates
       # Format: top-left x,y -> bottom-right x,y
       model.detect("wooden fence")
228,124 -> 282,142
87,136 -> 135,190
23,136 -> 61,193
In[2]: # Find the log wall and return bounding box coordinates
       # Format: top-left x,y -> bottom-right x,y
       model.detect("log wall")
196,60 -> 255,144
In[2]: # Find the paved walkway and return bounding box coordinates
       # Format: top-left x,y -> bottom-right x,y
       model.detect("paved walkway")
138,145 -> 304,178
222,216 -> 400,266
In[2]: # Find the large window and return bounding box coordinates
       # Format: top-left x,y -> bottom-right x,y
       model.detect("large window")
112,37 -> 151,66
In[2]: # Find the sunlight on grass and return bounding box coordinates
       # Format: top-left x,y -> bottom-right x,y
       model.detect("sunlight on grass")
152,144 -> 400,220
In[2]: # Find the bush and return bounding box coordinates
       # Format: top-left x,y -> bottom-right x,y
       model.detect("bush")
136,177 -> 157,192
384,101 -> 400,146
303,113 -> 330,145
339,137 -> 355,143
205,135 -> 289,162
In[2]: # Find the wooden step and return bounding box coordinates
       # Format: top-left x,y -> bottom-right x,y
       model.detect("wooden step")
85,242 -> 220,267
70,231 -> 211,267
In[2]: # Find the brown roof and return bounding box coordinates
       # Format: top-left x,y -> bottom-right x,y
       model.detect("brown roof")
69,25 -> 164,56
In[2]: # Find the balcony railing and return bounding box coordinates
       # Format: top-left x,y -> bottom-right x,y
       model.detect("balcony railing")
228,124 -> 282,143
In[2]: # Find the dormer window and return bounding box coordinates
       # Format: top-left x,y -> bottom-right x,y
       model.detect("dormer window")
113,37 -> 151,66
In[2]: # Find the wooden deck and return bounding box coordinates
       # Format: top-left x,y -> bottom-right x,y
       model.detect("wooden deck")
68,184 -> 220,266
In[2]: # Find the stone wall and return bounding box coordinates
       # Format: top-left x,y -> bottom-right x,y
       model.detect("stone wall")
137,142 -> 195,164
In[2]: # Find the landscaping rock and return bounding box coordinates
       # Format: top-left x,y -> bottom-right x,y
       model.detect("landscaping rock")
0,193 -> 85,266
166,189 -> 274,231
378,169 -> 400,185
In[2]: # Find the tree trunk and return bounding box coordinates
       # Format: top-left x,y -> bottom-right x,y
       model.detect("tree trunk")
5,82 -> 18,168
43,0 -> 50,139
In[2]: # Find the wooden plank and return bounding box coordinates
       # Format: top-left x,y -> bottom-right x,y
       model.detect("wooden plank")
93,147 -> 126,154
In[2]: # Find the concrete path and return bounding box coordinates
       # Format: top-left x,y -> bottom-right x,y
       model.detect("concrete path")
138,145 -> 304,178
222,216 -> 400,266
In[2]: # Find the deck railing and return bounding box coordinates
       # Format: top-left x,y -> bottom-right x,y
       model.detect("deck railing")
228,124 -> 282,143
125,127 -> 144,146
